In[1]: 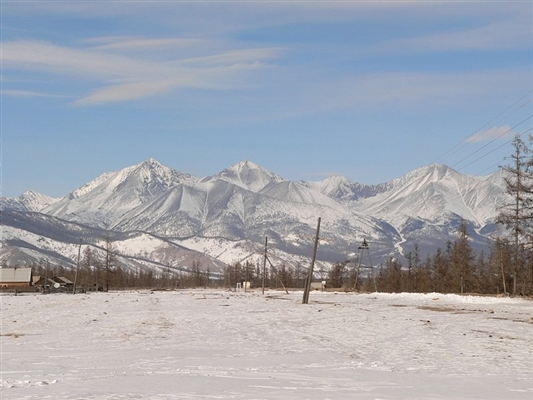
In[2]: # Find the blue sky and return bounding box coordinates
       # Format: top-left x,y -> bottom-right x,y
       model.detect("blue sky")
1,1 -> 532,198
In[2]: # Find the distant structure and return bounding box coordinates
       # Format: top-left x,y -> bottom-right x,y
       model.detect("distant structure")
0,267 -> 33,290
354,239 -> 374,290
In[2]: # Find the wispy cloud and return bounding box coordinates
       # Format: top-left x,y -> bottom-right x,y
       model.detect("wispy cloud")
85,37 -> 204,51
279,68 -> 529,117
1,89 -> 68,98
74,82 -> 173,106
466,126 -> 514,143
2,39 -> 282,105
365,17 -> 532,55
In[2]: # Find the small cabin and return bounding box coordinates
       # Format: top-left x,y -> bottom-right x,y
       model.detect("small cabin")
33,276 -> 56,290
310,281 -> 326,291
51,276 -> 73,290
0,267 -> 33,290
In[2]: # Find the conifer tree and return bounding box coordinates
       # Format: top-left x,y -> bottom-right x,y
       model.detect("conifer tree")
104,233 -> 116,291
451,221 -> 475,293
497,134 -> 533,294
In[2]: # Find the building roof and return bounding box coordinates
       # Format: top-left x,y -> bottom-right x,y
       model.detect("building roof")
52,276 -> 73,285
34,277 -> 56,286
0,267 -> 32,283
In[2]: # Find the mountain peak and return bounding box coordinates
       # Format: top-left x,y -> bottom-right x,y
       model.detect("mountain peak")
138,158 -> 162,168
226,160 -> 275,175
321,175 -> 353,185
396,163 -> 455,185
45,159 -> 199,227
0,190 -> 60,212
211,160 -> 285,192
233,159 -> 260,169
306,174 -> 387,202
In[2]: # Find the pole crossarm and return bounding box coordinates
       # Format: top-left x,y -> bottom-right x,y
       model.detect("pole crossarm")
354,239 -> 374,292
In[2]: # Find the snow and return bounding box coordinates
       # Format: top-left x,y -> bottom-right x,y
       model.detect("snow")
3,158 -> 510,269
112,233 -> 163,255
0,225 -> 81,263
1,290 -> 532,399
213,160 -> 285,193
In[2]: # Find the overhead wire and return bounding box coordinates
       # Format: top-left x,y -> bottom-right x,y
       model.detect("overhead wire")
432,89 -> 533,165
451,114 -> 533,170
461,126 -> 533,174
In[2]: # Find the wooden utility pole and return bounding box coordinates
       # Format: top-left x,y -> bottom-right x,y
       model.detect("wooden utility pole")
244,261 -> 249,293
73,238 -> 82,294
262,236 -> 267,294
303,217 -> 321,304
265,255 -> 289,294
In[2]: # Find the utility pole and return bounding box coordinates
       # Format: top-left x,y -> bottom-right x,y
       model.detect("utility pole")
40,258 -> 48,294
262,236 -> 267,295
244,261 -> 249,293
73,238 -> 81,294
303,217 -> 321,304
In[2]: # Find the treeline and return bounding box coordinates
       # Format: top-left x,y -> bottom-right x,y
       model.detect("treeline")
330,224 -> 532,295
18,222 -> 533,295
27,257 -> 306,292
11,135 -> 533,296
222,261 -> 308,290
29,246 -> 223,291
330,131 -> 533,297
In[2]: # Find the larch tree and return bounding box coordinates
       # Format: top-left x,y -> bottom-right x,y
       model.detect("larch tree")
497,134 -> 533,294
104,233 -> 117,291
451,220 -> 475,294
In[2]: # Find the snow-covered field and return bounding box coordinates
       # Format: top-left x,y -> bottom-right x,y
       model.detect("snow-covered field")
1,289 -> 532,399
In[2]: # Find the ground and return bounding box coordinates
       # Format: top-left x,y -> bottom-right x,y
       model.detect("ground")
1,289 -> 532,399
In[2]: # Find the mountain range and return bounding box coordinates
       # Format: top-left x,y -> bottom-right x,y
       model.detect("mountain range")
0,159 -> 508,275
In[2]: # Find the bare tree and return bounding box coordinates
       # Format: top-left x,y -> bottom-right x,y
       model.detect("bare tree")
104,233 -> 117,291
498,134 -> 533,294
450,221 -> 475,294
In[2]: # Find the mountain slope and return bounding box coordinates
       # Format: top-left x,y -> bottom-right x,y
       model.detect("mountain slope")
202,160 -> 285,192
304,175 -> 388,202
0,159 -> 508,270
0,210 -> 226,274
43,159 -> 198,227
356,164 -> 504,226
0,190 -> 60,212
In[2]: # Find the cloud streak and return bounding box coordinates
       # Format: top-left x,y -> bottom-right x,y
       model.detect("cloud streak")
363,16 -> 532,56
1,89 -> 68,98
86,37 -> 204,51
2,39 -> 282,105
466,126 -> 514,143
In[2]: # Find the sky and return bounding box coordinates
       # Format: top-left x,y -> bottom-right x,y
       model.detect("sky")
1,0 -> 532,198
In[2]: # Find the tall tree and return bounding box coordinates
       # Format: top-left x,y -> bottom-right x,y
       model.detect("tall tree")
327,261 -> 348,288
104,233 -> 117,291
497,134 -> 533,294
451,220 -> 475,294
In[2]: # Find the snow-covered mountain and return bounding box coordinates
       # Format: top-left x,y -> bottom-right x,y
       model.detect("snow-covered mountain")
0,159 -> 508,272
356,164 -> 503,226
203,160 -> 285,192
43,158 -> 198,228
350,164 -> 504,254
0,209 -> 227,274
0,190 -> 60,212
303,175 -> 388,202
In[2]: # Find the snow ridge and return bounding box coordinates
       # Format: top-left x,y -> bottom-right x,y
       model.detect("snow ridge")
0,159 -> 508,269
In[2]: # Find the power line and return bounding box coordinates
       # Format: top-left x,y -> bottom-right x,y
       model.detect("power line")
432,89 -> 533,165
459,126 -> 533,175
450,114 -> 533,170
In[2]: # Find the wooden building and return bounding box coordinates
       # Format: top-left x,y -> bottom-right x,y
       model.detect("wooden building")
51,276 -> 74,291
0,267 -> 33,289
